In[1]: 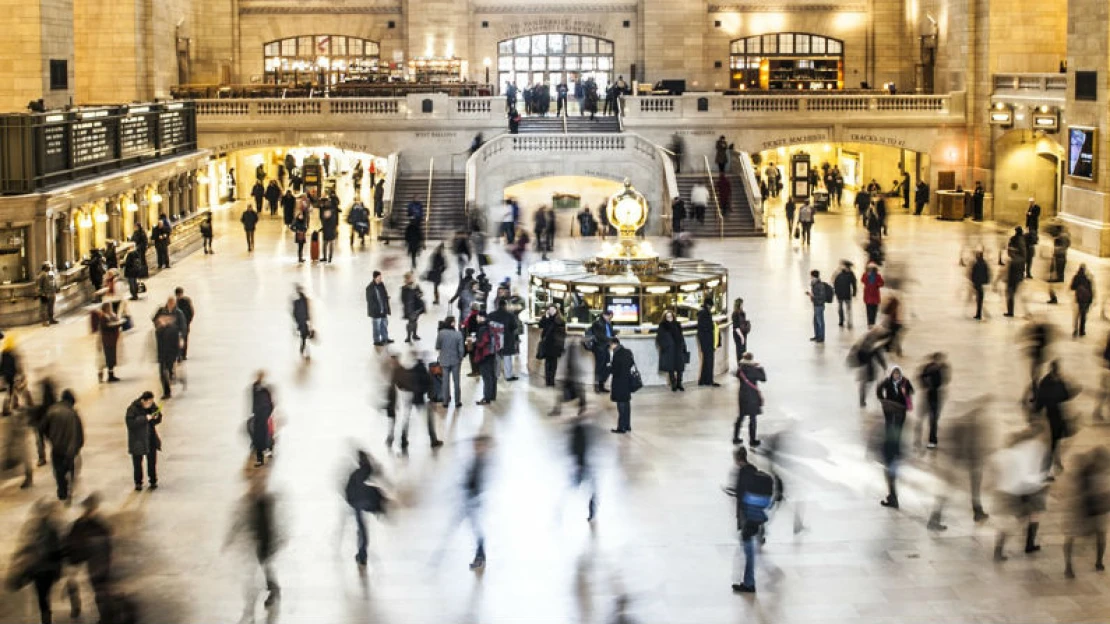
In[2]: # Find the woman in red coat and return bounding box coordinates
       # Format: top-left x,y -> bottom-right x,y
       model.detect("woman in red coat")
861,264 -> 885,328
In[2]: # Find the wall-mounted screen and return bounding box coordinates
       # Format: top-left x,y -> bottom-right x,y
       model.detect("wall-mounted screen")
1068,126 -> 1096,180
605,296 -> 639,324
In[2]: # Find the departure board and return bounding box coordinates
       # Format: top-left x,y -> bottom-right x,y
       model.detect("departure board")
120,114 -> 156,158
40,123 -> 69,174
71,118 -> 117,167
158,109 -> 190,152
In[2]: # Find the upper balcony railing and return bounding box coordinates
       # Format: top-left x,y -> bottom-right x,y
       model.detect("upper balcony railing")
194,94 -> 505,124
991,73 -> 1067,104
622,92 -> 962,122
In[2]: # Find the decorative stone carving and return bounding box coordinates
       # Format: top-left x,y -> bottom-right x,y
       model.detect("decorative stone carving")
240,5 -> 402,15
709,3 -> 866,12
475,3 -> 637,14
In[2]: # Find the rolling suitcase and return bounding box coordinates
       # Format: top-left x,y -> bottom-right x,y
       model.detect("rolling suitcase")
428,361 -> 444,403
310,230 -> 321,262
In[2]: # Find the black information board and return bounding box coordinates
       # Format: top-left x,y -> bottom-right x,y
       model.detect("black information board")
158,109 -> 189,153
40,123 -> 69,175
120,114 -> 156,159
71,118 -> 117,167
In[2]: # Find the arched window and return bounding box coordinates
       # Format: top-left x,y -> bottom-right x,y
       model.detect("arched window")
729,33 -> 843,90
263,35 -> 381,86
497,34 -> 615,95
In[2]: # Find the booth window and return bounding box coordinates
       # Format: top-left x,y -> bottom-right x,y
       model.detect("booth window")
263,35 -> 381,86
729,33 -> 844,90
497,33 -> 614,95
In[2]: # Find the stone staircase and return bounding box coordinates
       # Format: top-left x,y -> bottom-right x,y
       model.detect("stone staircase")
518,114 -> 621,134
382,176 -> 467,241
674,173 -> 763,237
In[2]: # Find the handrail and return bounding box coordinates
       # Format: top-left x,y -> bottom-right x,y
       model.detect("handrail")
375,152 -> 400,238
561,108 -> 568,134
616,96 -> 624,132
703,155 -> 724,239
731,149 -> 765,234
659,144 -> 679,237
424,158 -> 434,240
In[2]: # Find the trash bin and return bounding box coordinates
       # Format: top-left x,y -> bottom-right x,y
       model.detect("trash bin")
813,190 -> 829,212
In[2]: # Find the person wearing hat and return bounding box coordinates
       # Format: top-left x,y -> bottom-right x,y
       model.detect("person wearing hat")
125,391 -> 162,491
36,262 -> 59,326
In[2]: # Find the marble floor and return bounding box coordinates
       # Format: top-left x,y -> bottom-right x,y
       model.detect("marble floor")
0,202 -> 1109,624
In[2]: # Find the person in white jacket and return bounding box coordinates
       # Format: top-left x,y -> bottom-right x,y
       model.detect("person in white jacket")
992,425 -> 1049,561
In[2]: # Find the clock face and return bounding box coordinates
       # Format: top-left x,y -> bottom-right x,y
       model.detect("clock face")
613,198 -> 642,225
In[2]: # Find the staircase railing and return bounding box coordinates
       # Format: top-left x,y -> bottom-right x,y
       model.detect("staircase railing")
702,155 -> 724,239
376,152 -> 400,240
424,158 -> 434,240
616,96 -> 624,132
655,144 -> 679,236
731,149 -> 765,234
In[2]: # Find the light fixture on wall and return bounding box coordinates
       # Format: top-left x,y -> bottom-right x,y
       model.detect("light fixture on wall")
989,102 -> 1013,128
483,57 -> 491,85
126,202 -> 139,212
94,213 -> 108,224
152,194 -> 163,204
1032,105 -> 1059,133
197,174 -> 209,185
77,215 -> 93,229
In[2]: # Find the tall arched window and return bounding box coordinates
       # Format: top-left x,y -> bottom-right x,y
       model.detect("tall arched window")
497,34 -> 614,94
730,33 -> 843,90
263,35 -> 381,86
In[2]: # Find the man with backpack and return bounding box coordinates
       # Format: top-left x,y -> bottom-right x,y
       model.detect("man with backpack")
728,446 -> 775,594
806,269 -> 833,343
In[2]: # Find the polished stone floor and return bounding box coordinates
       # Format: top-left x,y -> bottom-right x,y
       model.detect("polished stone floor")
1,200 -> 1109,624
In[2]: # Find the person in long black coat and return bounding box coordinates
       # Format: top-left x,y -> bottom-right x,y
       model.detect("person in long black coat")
589,310 -> 616,392
696,301 -> 718,387
249,372 -> 275,467
264,180 -> 281,216
655,310 -> 687,392
280,189 -> 296,226
404,219 -> 424,270
536,306 -> 566,387
734,353 -> 766,446
876,365 -> 914,509
251,181 -> 265,213
125,391 -> 161,490
153,307 -> 182,400
608,339 -> 635,433
1034,360 -> 1075,477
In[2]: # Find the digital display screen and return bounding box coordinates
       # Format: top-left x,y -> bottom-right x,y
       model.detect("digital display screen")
606,296 -> 639,324
1068,127 -> 1095,180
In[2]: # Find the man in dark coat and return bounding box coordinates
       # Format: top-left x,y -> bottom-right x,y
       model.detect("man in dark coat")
608,338 -> 635,434
320,197 -> 340,263
65,493 -> 116,621
42,389 -> 83,501
1034,360 -> 1075,476
536,306 -> 566,387
174,286 -> 195,359
833,260 -> 858,329
589,310 -> 616,393
251,181 -> 265,213
854,189 -> 871,223
249,372 -> 275,467
366,271 -> 391,346
488,298 -> 520,382
917,353 -> 950,449
264,180 -> 281,216
348,201 -> 370,247
734,352 -> 766,446
152,297 -> 186,399
152,216 -> 171,269
969,250 -> 991,320
240,207 -> 259,252
373,179 -> 385,218
404,219 -> 424,270
130,223 -> 149,277
914,180 -> 929,215
696,301 -> 719,387
1025,198 -> 1041,238
125,391 -> 162,490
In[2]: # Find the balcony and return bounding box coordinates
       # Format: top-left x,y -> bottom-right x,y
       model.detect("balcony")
621,92 -> 964,125
992,73 -> 1068,99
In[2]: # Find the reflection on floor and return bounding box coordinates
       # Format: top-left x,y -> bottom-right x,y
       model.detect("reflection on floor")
0,204 -> 1108,624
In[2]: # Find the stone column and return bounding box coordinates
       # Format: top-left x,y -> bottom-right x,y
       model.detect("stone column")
1059,0 -> 1110,255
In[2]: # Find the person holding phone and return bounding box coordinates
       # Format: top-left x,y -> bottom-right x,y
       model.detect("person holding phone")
125,391 -> 162,491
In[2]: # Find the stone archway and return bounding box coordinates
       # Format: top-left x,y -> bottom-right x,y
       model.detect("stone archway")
992,129 -> 1065,224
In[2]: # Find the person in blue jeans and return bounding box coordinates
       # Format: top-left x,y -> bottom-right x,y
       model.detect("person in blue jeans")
807,269 -> 827,343
345,450 -> 389,566
729,446 -> 770,594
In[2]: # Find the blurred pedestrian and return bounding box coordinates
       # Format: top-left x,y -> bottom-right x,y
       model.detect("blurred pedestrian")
993,426 -> 1048,561
389,354 -> 442,450
248,372 -> 275,467
917,353 -> 949,450
850,327 -> 888,407
1034,360 -> 1076,478
730,298 -> 751,362
733,352 -> 766,446
969,250 -> 991,320
1047,225 -> 1070,304
1070,264 -> 1094,337
425,243 -> 447,305
8,499 -> 65,624
590,310 -> 617,392
656,309 -> 687,392
292,286 -> 312,359
36,263 -> 59,326
125,391 -> 162,491
174,286 -> 195,360
240,207 -> 259,253
224,470 -> 281,612
797,200 -> 814,246
42,390 -> 82,502
200,212 -> 214,254
64,493 -> 117,622
1063,447 -> 1109,578
691,183 -> 709,224
400,272 -> 426,344
833,261 -> 857,329
404,219 -> 424,270
345,450 -> 390,567
727,446 -> 775,594
929,399 -> 992,530
153,300 -> 184,399
568,411 -> 598,522
2,374 -> 35,489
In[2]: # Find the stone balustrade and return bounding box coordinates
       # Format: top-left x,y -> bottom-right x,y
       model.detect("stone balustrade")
624,92 -> 961,121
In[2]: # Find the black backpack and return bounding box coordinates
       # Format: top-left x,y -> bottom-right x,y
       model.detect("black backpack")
739,469 -> 776,523
821,281 -> 834,304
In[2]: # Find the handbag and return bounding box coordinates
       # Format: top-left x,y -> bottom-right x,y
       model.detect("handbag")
121,315 -> 134,332
629,366 -> 644,393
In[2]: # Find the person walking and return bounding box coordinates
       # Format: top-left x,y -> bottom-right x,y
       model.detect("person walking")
807,270 -> 831,342
4,374 -> 36,489
917,353 -> 949,449
348,200 -> 370,247
691,183 -> 709,225
224,470 -> 281,612
914,180 -> 929,215
42,389 -> 83,501
733,352 -> 767,446
200,212 -> 214,254
125,391 -> 162,491
390,355 -> 442,449
424,243 -> 447,305
797,201 -> 814,246
345,450 -> 389,567
730,298 -> 751,363
291,286 -> 312,359
94,302 -> 122,383
1034,360 -> 1076,478
697,300 -> 719,386
64,493 -> 116,622
36,263 -> 59,326
366,271 -> 391,346
463,436 -> 491,570
993,426 -> 1048,561
264,180 -> 280,216
291,209 -> 308,263
567,411 -> 599,522
877,366 -> 913,509
405,219 -> 424,270
240,207 -> 259,253
537,305 -> 566,387
320,198 -> 339,263
1070,264 -> 1094,337
656,310 -> 688,392
281,189 -> 296,227
608,338 -> 637,434
250,180 -> 264,214
152,299 -> 184,399
1047,226 -> 1071,304
1063,447 -> 1109,578
435,316 -> 465,408
9,499 -> 66,624
861,264 -> 884,328
400,272 -> 426,344
1004,246 -> 1024,317
970,250 -> 991,320
489,298 -> 520,382
727,446 -> 775,594
590,310 -> 617,392
248,372 -> 275,467
715,136 -> 729,173
833,261 -> 857,329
